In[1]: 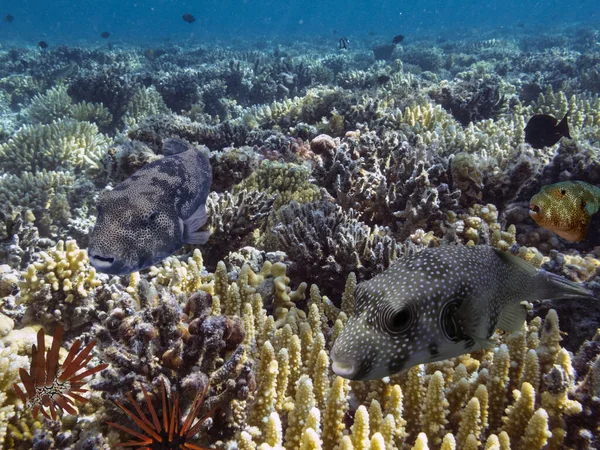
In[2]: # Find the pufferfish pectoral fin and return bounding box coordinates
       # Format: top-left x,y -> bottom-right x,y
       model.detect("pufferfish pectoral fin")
497,301 -> 527,333
470,335 -> 497,350
454,295 -> 495,350
181,204 -> 211,244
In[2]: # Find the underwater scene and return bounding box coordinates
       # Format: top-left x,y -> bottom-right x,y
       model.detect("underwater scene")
1,0 -> 600,448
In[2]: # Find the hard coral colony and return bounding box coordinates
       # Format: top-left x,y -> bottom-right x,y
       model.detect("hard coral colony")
0,10 -> 599,450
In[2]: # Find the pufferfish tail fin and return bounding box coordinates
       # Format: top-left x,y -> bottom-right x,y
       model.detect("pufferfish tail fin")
495,248 -> 594,301
533,269 -> 596,301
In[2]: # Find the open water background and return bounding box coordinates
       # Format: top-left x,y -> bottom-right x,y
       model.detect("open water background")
1,0 -> 600,45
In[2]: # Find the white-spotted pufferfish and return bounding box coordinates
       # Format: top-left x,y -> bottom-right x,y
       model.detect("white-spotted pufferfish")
331,245 -> 594,380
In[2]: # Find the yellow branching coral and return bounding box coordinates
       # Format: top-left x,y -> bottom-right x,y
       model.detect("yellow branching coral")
341,272 -> 357,316
276,349 -> 291,412
503,382 -> 535,444
264,412 -> 283,447
538,309 -> 562,374
404,365 -> 425,441
148,249 -> 211,295
487,344 -> 510,432
351,405 -> 370,450
285,375 -> 316,450
521,408 -> 552,450
520,349 -> 540,392
216,259 -> 577,450
369,399 -> 384,436
384,384 -> 407,444
421,371 -> 449,447
322,376 -> 350,449
456,397 -> 481,448
236,160 -> 320,210
18,240 -> 101,304
313,350 -> 330,410
300,427 -> 322,450
440,433 -> 456,450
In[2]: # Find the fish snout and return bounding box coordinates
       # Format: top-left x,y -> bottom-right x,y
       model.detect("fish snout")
88,250 -> 120,274
330,346 -> 359,380
529,203 -> 541,217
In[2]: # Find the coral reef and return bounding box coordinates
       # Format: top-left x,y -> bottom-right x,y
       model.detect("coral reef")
1,23 -> 600,450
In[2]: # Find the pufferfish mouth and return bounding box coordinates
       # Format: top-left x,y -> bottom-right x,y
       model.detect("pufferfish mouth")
529,204 -> 541,215
331,360 -> 357,378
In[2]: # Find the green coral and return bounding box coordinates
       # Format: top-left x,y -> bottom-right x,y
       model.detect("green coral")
125,86 -> 169,125
0,119 -> 109,175
235,160 -> 320,210
70,101 -> 113,127
0,170 -> 75,232
26,85 -> 72,124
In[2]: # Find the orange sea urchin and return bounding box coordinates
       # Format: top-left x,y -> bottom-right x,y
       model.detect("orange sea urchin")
13,325 -> 108,420
107,380 -> 214,449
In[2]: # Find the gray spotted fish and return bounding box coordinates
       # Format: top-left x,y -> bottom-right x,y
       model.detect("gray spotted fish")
331,245 -> 594,380
88,139 -> 212,275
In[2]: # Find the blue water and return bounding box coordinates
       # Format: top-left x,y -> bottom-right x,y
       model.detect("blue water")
1,0 -> 599,44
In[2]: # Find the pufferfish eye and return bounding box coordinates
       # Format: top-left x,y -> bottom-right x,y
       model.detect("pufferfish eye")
383,307 -> 413,334
145,212 -> 159,225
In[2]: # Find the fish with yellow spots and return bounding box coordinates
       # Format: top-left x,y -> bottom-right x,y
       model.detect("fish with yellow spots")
529,180 -> 600,242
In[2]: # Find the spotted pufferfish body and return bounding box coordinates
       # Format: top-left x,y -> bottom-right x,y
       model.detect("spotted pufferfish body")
331,245 -> 594,380
529,180 -> 600,242
88,140 -> 212,275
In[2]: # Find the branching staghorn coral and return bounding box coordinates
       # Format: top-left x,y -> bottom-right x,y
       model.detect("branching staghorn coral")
314,129 -> 460,239
26,85 -> 72,124
125,85 -> 169,125
70,101 -> 113,128
0,170 -> 76,238
269,199 -> 413,296
235,159 -> 320,210
202,189 -> 276,267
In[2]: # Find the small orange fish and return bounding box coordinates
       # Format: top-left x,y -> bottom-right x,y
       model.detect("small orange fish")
529,181 -> 600,242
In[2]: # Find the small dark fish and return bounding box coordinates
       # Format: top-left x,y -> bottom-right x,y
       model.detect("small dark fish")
525,113 -> 571,149
339,37 -> 349,50
377,75 -> 391,84
5,14 -> 14,23
52,62 -> 77,80
38,41 -> 49,49
368,31 -> 376,36
182,13 -> 196,23
392,34 -> 405,44
100,31 -> 110,38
